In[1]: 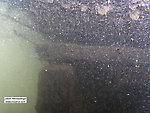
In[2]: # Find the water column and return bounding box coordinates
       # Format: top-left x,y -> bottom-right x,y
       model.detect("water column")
0,1 -> 47,113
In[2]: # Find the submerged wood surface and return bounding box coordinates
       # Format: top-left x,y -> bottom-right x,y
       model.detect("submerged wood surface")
36,42 -> 150,67
36,64 -> 75,113
36,51 -> 149,113
26,0 -> 150,48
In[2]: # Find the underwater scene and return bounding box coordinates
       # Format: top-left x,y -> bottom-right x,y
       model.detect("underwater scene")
0,0 -> 149,113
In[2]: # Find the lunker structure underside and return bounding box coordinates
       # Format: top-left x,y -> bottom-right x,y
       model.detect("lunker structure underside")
7,0 -> 150,113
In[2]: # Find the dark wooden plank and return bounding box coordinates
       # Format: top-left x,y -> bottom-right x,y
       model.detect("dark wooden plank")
36,42 -> 150,67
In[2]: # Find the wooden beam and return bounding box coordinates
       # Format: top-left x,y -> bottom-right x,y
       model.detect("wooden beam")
36,42 -> 150,67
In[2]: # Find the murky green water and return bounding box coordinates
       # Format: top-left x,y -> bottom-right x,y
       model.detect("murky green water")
0,2 -> 47,113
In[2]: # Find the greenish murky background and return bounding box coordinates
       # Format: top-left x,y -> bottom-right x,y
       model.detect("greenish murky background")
0,1 -> 47,113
